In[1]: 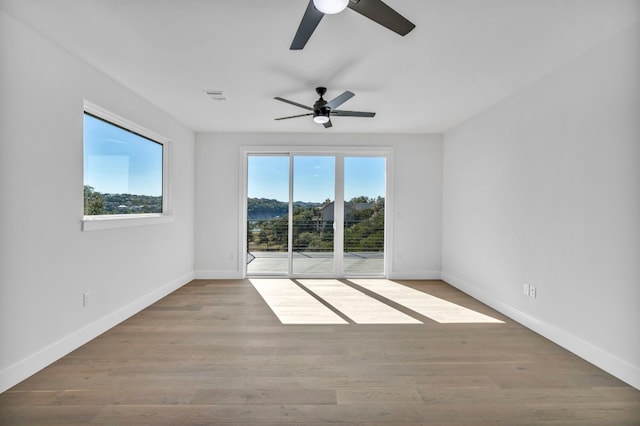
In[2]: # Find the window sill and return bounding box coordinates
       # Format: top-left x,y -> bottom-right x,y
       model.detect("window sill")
82,214 -> 174,231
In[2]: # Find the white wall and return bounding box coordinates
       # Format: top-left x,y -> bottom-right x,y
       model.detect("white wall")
194,133 -> 442,279
442,22 -> 640,389
0,11 -> 195,392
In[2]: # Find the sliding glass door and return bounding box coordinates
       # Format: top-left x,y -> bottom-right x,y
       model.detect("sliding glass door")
246,155 -> 289,275
292,156 -> 335,275
246,153 -> 386,277
343,156 -> 386,275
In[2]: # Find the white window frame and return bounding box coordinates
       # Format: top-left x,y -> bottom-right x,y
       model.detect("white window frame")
82,101 -> 172,231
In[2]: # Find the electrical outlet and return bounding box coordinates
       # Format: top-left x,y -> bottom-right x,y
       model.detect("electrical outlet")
83,292 -> 90,307
523,283 -> 530,296
529,286 -> 536,298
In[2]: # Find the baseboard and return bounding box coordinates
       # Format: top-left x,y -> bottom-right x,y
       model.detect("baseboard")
441,271 -> 640,391
194,270 -> 243,279
0,271 -> 194,394
387,270 -> 442,280
193,270 -> 442,280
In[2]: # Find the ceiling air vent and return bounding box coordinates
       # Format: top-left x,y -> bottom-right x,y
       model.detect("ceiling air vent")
204,90 -> 226,101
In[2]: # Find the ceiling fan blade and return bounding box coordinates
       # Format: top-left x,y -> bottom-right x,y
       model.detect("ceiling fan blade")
326,91 -> 355,110
274,97 -> 313,111
290,0 -> 325,50
323,119 -> 333,128
347,0 -> 415,36
331,110 -> 376,117
275,113 -> 314,120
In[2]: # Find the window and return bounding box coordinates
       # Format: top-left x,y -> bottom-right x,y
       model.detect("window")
82,102 -> 171,231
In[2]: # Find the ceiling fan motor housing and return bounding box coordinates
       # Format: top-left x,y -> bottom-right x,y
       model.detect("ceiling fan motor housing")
313,88 -> 330,118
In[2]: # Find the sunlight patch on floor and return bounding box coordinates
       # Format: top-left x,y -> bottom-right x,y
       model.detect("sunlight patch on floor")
249,279 -> 347,324
298,279 -> 422,324
250,279 -> 503,325
349,279 -> 504,324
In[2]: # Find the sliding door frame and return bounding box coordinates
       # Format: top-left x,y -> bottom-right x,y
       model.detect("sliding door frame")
241,145 -> 394,278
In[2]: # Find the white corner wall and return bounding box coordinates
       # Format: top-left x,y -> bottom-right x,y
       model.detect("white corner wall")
194,133 -> 442,279
0,11 -> 195,392
442,22 -> 640,389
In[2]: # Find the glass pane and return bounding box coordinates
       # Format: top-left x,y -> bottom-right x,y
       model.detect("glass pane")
292,156 -> 335,275
83,113 -> 163,215
344,157 -> 385,275
247,155 -> 290,275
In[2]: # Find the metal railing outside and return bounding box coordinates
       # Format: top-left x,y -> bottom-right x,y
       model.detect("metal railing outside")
247,218 -> 384,254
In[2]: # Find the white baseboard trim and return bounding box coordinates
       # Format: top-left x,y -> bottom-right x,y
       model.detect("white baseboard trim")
0,272 -> 194,394
193,271 -> 443,280
194,270 -> 243,279
441,271 -> 640,391
387,270 -> 442,280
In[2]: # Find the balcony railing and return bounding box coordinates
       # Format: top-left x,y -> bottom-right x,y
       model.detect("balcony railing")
248,219 -> 384,253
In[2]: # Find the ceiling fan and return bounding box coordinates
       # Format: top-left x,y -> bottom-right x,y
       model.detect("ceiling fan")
290,0 -> 415,50
274,87 -> 375,128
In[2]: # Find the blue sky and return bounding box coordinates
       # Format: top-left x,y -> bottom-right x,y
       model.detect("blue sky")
344,156 -> 386,201
84,114 -> 163,196
248,155 -> 385,202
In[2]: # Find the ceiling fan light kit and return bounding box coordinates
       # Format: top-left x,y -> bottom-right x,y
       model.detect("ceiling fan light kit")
313,110 -> 331,124
312,0 -> 349,14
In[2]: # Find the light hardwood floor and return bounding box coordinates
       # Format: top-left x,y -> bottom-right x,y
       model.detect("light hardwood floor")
1,279 -> 639,425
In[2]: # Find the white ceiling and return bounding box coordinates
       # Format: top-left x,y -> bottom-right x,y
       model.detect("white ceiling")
2,0 -> 639,133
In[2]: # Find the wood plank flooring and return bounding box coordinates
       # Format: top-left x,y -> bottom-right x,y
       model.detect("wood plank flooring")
1,279 -> 639,425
